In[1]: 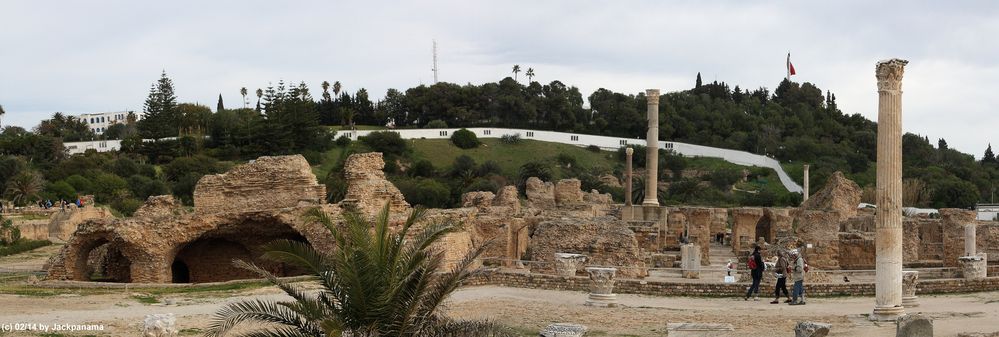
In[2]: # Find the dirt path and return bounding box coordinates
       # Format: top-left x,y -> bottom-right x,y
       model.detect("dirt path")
0,244 -> 63,272
0,285 -> 997,336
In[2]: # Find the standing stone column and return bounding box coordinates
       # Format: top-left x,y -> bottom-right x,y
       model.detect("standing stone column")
643,89 -> 661,206
625,147 -> 634,206
902,270 -> 919,308
584,267 -> 618,307
965,223 -> 977,256
872,58 -> 908,321
803,164 -> 810,202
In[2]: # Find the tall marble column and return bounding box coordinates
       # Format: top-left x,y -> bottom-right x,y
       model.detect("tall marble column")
872,58 -> 908,321
803,164 -> 810,202
625,147 -> 634,206
643,89 -> 661,206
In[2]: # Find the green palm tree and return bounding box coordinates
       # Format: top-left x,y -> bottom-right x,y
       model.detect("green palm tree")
525,68 -> 535,82
255,88 -> 264,112
0,104 -> 5,129
321,81 -> 331,102
333,81 -> 342,97
205,203 -> 506,337
5,171 -> 43,206
511,65 -> 521,82
240,87 -> 248,108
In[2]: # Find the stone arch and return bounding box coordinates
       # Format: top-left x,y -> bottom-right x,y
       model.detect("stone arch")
755,215 -> 773,244
67,233 -> 139,282
168,214 -> 316,283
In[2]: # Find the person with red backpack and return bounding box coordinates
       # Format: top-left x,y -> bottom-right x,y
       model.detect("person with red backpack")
744,245 -> 765,301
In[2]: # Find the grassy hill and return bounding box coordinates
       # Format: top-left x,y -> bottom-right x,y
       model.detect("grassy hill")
312,132 -> 795,207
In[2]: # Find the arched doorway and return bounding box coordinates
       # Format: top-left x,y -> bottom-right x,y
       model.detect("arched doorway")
169,218 -> 314,283
755,216 -> 773,244
72,238 -> 133,282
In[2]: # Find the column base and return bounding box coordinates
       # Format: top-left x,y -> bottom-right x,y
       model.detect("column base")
641,200 -> 659,207
585,293 -> 618,307
870,305 -> 905,321
902,296 -> 919,308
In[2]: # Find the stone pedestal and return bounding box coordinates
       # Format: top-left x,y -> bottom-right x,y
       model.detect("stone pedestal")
642,89 -> 660,206
143,313 -> 178,337
871,58 -> 908,322
540,323 -> 588,337
585,267 -> 618,307
681,243 -> 701,279
902,270 -> 919,308
959,253 -> 988,280
553,253 -> 587,277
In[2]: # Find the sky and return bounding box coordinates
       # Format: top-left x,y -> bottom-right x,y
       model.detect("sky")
2,1 -> 998,157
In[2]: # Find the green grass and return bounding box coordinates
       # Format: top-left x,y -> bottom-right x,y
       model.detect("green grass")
0,239 -> 52,257
0,279 -> 276,297
409,138 -> 616,177
131,294 -> 159,304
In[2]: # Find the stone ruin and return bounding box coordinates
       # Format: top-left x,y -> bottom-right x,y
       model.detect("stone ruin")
45,150 -> 998,285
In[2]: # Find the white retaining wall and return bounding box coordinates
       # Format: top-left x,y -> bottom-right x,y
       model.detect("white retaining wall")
341,128 -> 803,193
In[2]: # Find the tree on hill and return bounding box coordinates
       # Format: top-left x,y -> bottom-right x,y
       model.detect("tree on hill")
983,144 -> 996,164
512,64 -> 521,82
36,113 -> 95,141
696,72 -> 702,88
137,71 -> 179,139
216,94 -> 224,112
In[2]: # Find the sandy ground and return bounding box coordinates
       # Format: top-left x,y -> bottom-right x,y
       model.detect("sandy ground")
0,244 -> 62,272
0,285 -> 997,336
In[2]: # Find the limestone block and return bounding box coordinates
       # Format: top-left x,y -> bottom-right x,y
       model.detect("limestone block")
795,321 -> 831,337
540,323 -> 588,337
525,177 -> 556,209
194,155 -> 326,215
528,216 -> 647,278
493,185 -> 521,213
680,244 -> 700,279
143,313 -> 178,337
896,314 -> 933,337
959,254 -> 988,280
461,191 -> 495,209
554,179 -> 584,206
902,270 -> 919,308
341,152 -> 409,215
800,171 -> 861,221
133,195 -> 182,219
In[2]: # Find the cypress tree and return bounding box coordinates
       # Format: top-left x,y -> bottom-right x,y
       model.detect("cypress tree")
984,144 -> 996,164
217,94 -> 225,112
695,72 -> 702,88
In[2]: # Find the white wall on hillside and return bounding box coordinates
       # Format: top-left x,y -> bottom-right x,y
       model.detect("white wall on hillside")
342,128 -> 804,193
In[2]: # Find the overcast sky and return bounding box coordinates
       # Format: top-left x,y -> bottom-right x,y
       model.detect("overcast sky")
2,1 -> 998,157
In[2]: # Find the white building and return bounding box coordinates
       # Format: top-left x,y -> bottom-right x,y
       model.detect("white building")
79,111 -> 131,134
976,204 -> 999,221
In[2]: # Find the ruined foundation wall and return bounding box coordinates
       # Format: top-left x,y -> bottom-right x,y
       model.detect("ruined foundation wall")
194,155 -> 325,215
731,208 -> 764,253
941,208 -> 976,267
528,216 -> 647,278
793,210 -> 841,269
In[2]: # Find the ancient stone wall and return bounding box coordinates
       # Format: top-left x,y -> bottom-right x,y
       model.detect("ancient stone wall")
793,210 -> 841,269
839,232 -> 875,270
554,179 -> 584,206
527,216 -> 647,278
675,207 -> 713,265
766,208 -> 794,240
800,171 -> 861,221
46,205 -> 115,241
710,208 -> 728,239
133,195 -> 184,219
194,155 -> 325,215
730,208 -> 764,254
979,223 -> 999,264
525,177 -> 556,209
340,153 -> 410,215
941,208 -> 976,267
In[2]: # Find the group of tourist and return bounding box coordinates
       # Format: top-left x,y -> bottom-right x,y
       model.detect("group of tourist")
37,198 -> 83,210
744,245 -> 807,305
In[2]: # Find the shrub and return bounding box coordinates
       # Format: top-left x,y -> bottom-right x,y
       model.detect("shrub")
45,181 -> 77,201
171,173 -> 204,205
64,175 -> 94,194
463,178 -> 500,194
500,133 -> 521,145
409,160 -> 436,178
396,178 -> 451,208
555,153 -> 577,167
360,131 -> 408,156
586,145 -> 601,153
667,178 -> 701,201
127,175 -> 169,200
519,161 -> 553,183
425,119 -> 448,128
0,217 -> 21,245
163,155 -> 224,181
112,198 -> 144,217
301,150 -> 323,165
450,155 -> 477,177
476,160 -> 502,177
0,239 -> 51,256
91,173 -> 128,204
335,134 -> 352,147
450,128 -> 480,149
709,168 -> 743,190
324,175 -> 348,203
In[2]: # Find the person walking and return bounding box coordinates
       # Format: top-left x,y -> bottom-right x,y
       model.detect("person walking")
790,249 -> 806,305
744,245 -> 764,301
771,251 -> 792,304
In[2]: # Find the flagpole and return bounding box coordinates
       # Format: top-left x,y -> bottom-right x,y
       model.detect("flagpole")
786,52 -> 790,81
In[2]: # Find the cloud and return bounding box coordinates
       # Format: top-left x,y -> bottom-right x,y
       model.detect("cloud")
1,0 -> 997,156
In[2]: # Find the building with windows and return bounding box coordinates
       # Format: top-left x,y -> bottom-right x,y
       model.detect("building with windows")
79,111 -> 132,134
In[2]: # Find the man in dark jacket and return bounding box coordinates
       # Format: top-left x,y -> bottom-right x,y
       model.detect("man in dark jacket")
744,245 -> 765,301
771,251 -> 792,304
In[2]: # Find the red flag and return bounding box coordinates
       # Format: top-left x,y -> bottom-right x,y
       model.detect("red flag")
787,53 -> 796,76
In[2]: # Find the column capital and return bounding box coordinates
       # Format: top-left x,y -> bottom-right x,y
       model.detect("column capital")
626,147 -> 634,155
646,89 -> 660,104
876,59 -> 908,92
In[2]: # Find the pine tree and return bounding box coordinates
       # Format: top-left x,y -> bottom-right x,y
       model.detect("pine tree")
938,139 -> 948,151
984,144 -> 996,164
695,72 -> 702,88
217,94 -> 225,112
137,71 -> 179,139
